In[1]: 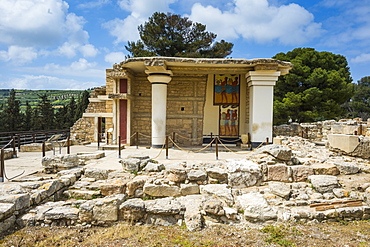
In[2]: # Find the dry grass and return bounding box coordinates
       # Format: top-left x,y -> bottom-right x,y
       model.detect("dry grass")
1,221 -> 370,247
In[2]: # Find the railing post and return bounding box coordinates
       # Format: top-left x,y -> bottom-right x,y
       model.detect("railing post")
17,135 -> 21,152
166,135 -> 169,159
32,133 -> 36,143
136,132 -> 139,149
210,132 -> 213,150
67,135 -> 70,154
215,136 -> 219,160
0,149 -> 4,182
42,142 -> 46,157
266,137 -> 269,145
118,136 -> 121,159
97,133 -> 100,150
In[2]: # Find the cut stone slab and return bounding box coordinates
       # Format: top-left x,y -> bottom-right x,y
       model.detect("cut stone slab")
44,206 -> 79,220
335,162 -> 360,175
227,160 -> 262,188
187,170 -> 207,181
312,163 -> 340,176
308,175 -> 340,193
268,181 -> 291,200
77,151 -> 105,161
291,165 -> 314,182
267,164 -> 291,182
257,144 -> 292,161
177,195 -> 204,231
145,197 -> 185,215
84,168 -> 109,180
63,190 -> 101,200
143,184 -> 181,197
236,192 -> 277,222
180,183 -> 200,196
0,203 -> 15,221
200,184 -> 233,206
328,134 -> 360,153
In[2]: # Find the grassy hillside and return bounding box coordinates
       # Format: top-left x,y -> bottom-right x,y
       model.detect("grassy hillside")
0,89 -> 91,111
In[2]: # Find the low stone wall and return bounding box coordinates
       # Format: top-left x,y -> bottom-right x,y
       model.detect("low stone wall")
20,143 -> 53,152
2,139 -> 370,235
274,118 -> 370,140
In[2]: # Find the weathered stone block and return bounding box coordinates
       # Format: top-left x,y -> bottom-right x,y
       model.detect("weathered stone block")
267,164 -> 291,182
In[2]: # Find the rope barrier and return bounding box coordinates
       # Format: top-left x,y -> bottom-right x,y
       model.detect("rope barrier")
151,140 -> 166,160
175,133 -> 203,142
217,138 -> 251,155
219,138 -> 241,143
138,132 -> 151,138
168,137 -> 215,153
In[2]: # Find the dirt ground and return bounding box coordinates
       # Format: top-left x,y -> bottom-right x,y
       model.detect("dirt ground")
1,220 -> 370,247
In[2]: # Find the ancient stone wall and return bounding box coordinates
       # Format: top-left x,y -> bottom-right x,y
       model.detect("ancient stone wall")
70,117 -> 94,143
274,118 -> 370,140
130,74 -> 207,145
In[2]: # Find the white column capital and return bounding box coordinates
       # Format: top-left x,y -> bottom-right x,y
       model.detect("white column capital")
246,70 -> 281,87
147,73 -> 172,84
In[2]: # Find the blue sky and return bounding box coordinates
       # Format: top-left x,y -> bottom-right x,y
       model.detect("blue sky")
0,0 -> 369,89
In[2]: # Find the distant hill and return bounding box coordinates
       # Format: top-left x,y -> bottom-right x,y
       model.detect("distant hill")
0,89 -> 91,111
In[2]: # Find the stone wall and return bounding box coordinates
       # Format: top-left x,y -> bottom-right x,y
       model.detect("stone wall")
274,118 -> 370,140
130,74 -> 207,145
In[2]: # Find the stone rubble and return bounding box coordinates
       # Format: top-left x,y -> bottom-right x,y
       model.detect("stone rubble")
1,136 -> 370,236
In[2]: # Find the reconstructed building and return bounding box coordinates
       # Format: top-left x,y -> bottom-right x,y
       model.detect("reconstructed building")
71,57 -> 292,147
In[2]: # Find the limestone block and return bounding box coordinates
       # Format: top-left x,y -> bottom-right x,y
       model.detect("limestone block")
92,195 -> 126,222
77,151 -> 105,161
311,163 -> 340,175
0,194 -> 30,211
236,192 -> 277,222
257,144 -> 292,161
0,215 -> 16,235
127,179 -> 146,196
38,180 -> 64,197
180,183 -> 200,196
200,184 -> 233,206
203,199 -> 225,216
335,162 -> 360,175
268,181 -> 291,200
119,198 -> 146,222
291,165 -> 314,182
227,160 -> 262,188
143,162 -> 165,172
327,134 -> 360,153
267,164 -> 291,182
79,200 -> 94,222
44,206 -> 79,220
176,195 -> 204,231
120,158 -> 141,172
166,168 -> 187,183
206,168 -> 228,182
145,197 -> 185,215
64,190 -> 101,200
84,168 -> 109,180
0,203 -> 15,221
42,154 -> 80,173
308,175 -> 340,193
187,170 -> 207,181
143,184 -> 181,197
99,179 -> 127,196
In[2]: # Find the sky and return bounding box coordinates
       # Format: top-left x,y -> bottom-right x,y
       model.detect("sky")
0,0 -> 369,90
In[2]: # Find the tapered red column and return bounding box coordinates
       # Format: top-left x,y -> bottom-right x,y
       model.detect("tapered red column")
147,73 -> 172,148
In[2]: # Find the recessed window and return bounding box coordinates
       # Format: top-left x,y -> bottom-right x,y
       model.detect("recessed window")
138,93 -> 142,96
181,107 -> 185,111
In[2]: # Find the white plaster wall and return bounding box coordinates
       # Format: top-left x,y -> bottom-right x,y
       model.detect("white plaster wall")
203,74 -> 219,135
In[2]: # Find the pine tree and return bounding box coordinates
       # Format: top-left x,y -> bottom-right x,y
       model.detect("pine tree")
3,89 -> 24,131
36,94 -> 55,130
24,101 -> 33,131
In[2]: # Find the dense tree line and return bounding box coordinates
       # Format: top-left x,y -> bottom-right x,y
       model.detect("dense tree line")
0,90 -> 90,132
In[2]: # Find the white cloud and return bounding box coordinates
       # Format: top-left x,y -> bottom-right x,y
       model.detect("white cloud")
0,46 -> 38,64
77,0 -> 110,9
80,44 -> 99,57
105,52 -> 126,64
351,53 -> 370,63
3,75 -> 101,90
70,58 -> 97,71
104,0 -> 176,43
0,0 -> 68,47
188,0 -> 323,45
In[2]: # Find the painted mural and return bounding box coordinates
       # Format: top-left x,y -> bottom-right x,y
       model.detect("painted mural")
214,74 -> 240,105
219,105 -> 239,136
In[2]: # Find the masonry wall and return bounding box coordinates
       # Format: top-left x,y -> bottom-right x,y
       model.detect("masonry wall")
130,74 -> 207,145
